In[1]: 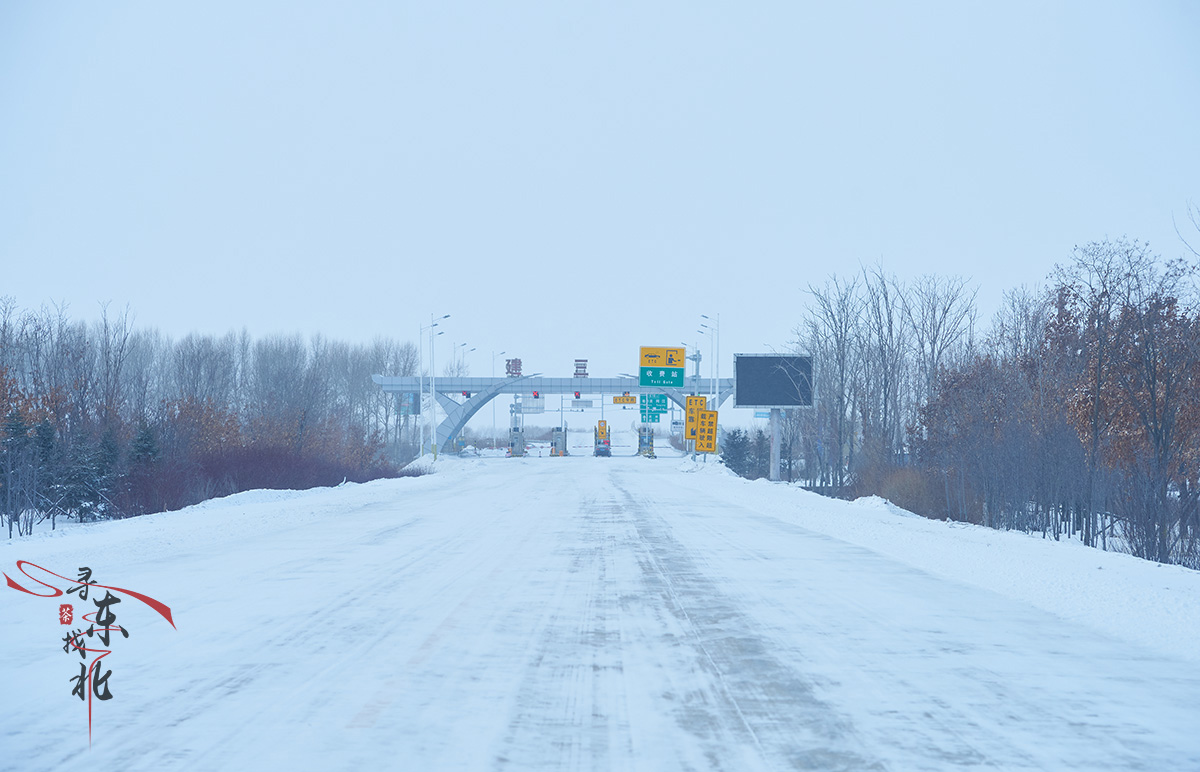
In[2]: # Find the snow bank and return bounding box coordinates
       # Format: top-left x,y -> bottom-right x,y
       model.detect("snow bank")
690,473 -> 1200,664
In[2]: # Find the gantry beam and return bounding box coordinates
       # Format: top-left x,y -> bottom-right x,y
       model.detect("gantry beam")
372,375 -> 735,451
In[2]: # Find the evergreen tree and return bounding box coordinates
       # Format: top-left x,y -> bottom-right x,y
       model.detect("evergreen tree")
61,441 -> 101,522
33,418 -> 63,528
127,423 -> 160,515
751,429 -> 772,480
720,428 -> 752,479
96,427 -> 122,517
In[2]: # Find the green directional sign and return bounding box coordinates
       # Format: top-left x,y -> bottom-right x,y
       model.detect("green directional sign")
640,411 -> 661,422
639,394 -> 668,411
639,367 -> 684,388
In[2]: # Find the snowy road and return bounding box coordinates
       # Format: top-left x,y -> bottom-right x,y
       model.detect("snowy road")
4,452 -> 1200,771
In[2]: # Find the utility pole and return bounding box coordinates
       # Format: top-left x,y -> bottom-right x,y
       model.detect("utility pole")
420,316 -> 449,456
701,313 -> 719,407
770,408 -> 782,481
429,313 -> 450,459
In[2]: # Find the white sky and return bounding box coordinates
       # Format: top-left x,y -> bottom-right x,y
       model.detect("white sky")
3,2 -> 1199,388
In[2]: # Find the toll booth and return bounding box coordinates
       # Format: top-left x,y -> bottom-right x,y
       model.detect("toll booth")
551,427 -> 568,456
637,427 -> 655,458
509,427 -> 525,457
594,420 -> 611,457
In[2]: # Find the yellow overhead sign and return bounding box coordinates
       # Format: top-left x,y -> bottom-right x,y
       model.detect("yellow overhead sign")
613,395 -> 637,404
640,347 -> 687,368
695,409 -> 718,453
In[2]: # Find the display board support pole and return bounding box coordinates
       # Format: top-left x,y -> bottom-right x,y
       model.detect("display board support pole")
769,408 -> 781,482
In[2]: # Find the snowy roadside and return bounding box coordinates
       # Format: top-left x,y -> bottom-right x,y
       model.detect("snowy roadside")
7,451 -> 1198,672
683,462 -> 1200,665
1,473 -> 444,574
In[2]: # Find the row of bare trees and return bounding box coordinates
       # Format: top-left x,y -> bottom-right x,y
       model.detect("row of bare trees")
0,300 -> 421,535
784,237 -> 1200,566
793,268 -> 977,491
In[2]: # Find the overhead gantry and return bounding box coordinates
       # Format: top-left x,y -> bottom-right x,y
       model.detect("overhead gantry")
371,374 -> 735,452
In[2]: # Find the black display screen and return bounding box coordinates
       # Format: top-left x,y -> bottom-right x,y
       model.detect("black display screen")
734,355 -> 813,408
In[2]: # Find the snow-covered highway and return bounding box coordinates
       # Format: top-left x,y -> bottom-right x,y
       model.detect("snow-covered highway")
4,449 -> 1200,771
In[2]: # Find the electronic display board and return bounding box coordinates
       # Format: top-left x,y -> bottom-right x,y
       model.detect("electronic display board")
733,354 -> 813,408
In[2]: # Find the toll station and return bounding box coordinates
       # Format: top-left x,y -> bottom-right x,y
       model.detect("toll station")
371,374 -> 734,455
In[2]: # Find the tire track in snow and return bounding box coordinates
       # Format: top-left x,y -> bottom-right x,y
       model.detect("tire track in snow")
493,487 -> 635,771
493,468 -> 881,771
612,477 -> 883,771
636,472 -> 1200,771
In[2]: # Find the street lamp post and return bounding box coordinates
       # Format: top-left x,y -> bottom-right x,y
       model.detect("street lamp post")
682,342 -> 701,397
419,318 -> 448,456
701,313 -> 720,407
683,341 -> 701,461
491,350 -> 505,449
428,313 -> 450,459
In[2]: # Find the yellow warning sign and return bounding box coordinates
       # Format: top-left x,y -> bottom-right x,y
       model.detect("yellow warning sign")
685,395 -> 706,440
695,409 -> 718,453
597,420 -> 608,440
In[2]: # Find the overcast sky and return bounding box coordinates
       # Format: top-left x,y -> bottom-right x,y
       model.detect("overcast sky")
3,2 -> 1199,393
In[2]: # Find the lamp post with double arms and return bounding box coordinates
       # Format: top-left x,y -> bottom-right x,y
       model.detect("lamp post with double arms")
427,313 -> 450,458
491,350 -> 505,449
701,313 -> 720,407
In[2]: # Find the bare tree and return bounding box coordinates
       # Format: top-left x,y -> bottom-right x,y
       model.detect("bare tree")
1106,256 -> 1197,563
0,297 -> 18,378
122,328 -> 168,424
858,265 -> 909,467
987,285 -> 1048,367
1173,199 -> 1200,260
173,332 -> 240,407
1053,239 -> 1149,547
96,303 -> 134,428
902,274 -> 977,407
801,276 -> 863,490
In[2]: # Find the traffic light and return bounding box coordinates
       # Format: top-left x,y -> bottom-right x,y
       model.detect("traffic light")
462,391 -> 470,398
574,391 -> 581,399
532,391 -> 539,398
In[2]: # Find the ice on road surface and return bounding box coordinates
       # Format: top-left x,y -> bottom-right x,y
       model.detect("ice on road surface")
4,451 -> 1200,771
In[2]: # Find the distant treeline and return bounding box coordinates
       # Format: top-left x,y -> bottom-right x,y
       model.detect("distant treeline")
0,301 -> 424,536
724,236 -> 1200,568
